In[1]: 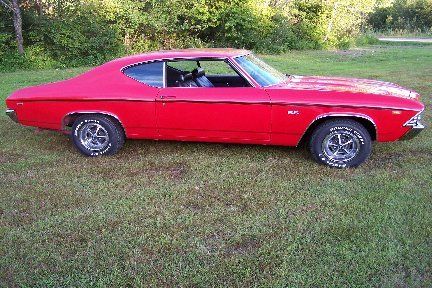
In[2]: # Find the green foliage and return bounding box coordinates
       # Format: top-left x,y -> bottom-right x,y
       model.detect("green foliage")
0,46 -> 57,71
355,33 -> 380,46
0,32 -> 12,58
368,0 -> 432,32
0,8 -> 14,57
0,0 -> 431,71
1,1 -> 123,70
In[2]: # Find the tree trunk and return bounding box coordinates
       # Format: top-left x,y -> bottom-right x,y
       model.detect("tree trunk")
324,2 -> 339,43
12,0 -> 24,54
35,0 -> 43,16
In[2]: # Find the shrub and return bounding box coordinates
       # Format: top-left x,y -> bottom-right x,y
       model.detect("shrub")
355,33 -> 379,46
3,0 -> 427,71
26,4 -> 123,67
368,0 -> 432,33
1,1 -> 123,70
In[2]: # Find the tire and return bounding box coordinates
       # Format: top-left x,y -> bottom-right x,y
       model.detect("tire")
71,114 -> 125,156
309,119 -> 372,168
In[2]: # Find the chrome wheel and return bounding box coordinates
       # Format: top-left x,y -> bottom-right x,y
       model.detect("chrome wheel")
79,123 -> 110,151
322,131 -> 360,162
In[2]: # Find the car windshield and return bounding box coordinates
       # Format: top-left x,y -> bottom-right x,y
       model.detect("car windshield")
234,54 -> 287,87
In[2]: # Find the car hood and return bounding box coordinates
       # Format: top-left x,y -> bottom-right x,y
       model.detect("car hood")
273,75 -> 420,99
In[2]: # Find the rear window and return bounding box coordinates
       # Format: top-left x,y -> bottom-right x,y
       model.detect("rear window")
123,61 -> 164,87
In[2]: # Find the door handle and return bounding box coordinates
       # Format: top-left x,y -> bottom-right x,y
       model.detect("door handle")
160,95 -> 176,100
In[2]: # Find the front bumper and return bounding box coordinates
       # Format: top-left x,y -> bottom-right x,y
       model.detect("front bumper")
401,110 -> 425,140
401,122 -> 425,140
6,109 -> 18,123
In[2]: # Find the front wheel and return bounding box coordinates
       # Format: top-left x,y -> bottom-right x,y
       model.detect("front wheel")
309,119 -> 372,168
71,115 -> 125,156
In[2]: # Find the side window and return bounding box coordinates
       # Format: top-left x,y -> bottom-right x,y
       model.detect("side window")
123,61 -> 164,87
168,61 -> 197,72
199,61 -> 238,76
166,59 -> 251,88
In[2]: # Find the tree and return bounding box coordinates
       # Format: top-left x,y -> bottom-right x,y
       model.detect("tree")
34,0 -> 42,16
0,0 -> 24,54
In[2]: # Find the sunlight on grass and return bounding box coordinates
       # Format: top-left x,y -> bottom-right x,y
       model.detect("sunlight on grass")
0,44 -> 431,287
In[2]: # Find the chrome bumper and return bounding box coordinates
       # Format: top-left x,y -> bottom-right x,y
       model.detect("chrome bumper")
401,122 -> 425,140
6,109 -> 18,123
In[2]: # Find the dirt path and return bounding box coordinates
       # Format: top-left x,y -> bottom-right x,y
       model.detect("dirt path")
378,37 -> 432,43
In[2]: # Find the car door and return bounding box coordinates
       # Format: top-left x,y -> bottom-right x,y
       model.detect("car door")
206,75 -> 249,87
156,60 -> 271,142
157,87 -> 270,142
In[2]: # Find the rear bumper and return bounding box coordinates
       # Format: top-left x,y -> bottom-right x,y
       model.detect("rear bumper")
401,122 -> 425,140
5,109 -> 18,123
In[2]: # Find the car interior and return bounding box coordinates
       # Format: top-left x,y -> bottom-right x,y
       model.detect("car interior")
166,60 -> 251,88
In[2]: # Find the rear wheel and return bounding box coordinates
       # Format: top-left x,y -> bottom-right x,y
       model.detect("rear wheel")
71,115 -> 125,156
309,119 -> 372,168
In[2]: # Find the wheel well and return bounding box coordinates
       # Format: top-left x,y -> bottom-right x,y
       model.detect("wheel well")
62,112 -> 125,133
299,116 -> 377,146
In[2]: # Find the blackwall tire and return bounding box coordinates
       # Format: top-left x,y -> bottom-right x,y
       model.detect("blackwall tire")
309,119 -> 372,168
71,115 -> 125,156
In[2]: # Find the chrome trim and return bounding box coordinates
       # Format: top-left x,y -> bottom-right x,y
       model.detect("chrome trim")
120,53 -> 250,74
79,122 -> 110,151
121,55 -> 256,88
231,53 -> 264,88
401,110 -> 425,140
6,109 -> 18,123
62,111 -> 124,130
121,60 -> 164,88
297,113 -> 377,146
401,122 -> 425,140
322,130 -> 361,162
271,101 -> 418,111
162,61 -> 167,88
154,99 -> 268,104
403,110 -> 424,127
314,113 -> 377,129
226,56 -> 257,88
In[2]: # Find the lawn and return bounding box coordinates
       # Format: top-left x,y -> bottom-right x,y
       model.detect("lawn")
1,43 -> 431,287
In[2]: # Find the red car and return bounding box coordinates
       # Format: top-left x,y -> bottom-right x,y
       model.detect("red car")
5,48 -> 425,168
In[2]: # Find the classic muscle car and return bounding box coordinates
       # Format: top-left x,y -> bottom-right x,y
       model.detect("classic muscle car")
5,48 -> 425,167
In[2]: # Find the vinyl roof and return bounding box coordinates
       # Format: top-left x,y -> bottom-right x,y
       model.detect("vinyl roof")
112,48 -> 251,65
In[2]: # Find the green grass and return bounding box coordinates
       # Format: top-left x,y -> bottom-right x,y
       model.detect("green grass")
1,43 -> 431,287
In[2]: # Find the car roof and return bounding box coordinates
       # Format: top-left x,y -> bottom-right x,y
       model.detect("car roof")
109,48 -> 251,67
